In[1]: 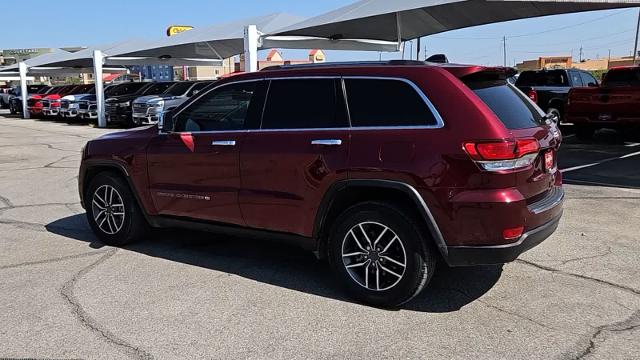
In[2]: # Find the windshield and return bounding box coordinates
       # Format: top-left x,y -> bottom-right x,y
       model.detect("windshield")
163,82 -> 194,96
465,75 -> 545,130
515,70 -> 568,87
604,68 -> 640,87
142,82 -> 174,95
71,85 -> 94,94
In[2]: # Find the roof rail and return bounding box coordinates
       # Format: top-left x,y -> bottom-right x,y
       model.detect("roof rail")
260,60 -> 430,71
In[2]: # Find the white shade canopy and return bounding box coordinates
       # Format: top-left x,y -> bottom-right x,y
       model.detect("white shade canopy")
271,0 -> 640,46
0,48 -> 73,73
30,39 -> 224,68
118,13 -> 305,59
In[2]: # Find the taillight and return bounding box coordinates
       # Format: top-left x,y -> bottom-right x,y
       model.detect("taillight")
527,89 -> 538,103
463,139 -> 540,172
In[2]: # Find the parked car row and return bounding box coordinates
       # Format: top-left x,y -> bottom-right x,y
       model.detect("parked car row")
6,80 -> 215,128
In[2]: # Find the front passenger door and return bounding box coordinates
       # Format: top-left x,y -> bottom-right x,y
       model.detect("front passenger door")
146,81 -> 264,225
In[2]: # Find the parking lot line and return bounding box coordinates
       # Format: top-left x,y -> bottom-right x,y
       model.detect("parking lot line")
561,150 -> 640,173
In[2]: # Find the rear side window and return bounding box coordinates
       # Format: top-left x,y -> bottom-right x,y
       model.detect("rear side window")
261,79 -> 348,129
569,71 -> 584,87
580,72 -> 598,87
466,78 -> 545,130
344,79 -> 438,127
515,70 -> 568,87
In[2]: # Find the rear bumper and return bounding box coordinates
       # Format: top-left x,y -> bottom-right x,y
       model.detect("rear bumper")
445,211 -> 562,267
567,115 -> 640,128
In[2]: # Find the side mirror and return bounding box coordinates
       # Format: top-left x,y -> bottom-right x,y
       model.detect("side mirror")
588,82 -> 598,87
158,109 -> 174,133
191,89 -> 200,96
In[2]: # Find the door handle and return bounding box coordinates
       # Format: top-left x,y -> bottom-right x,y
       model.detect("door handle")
211,140 -> 236,146
311,139 -> 342,146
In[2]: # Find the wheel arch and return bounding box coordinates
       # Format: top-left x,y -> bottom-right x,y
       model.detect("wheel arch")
314,179 -> 448,260
80,161 -> 150,220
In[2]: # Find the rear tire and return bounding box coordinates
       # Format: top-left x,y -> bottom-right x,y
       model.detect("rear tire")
547,108 -> 561,125
327,202 -> 436,308
575,126 -> 595,140
85,172 -> 148,246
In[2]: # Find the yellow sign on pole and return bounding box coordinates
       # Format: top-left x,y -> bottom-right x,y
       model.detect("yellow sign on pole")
166,25 -> 194,37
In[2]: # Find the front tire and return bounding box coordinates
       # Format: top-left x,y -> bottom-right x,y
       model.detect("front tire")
327,202 -> 436,308
85,172 -> 148,246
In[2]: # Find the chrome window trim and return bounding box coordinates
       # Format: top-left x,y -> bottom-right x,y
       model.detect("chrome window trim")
169,75 -> 445,134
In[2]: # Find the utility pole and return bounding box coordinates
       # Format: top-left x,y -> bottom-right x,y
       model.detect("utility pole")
502,36 -> 507,67
633,8 -> 640,65
579,46 -> 584,62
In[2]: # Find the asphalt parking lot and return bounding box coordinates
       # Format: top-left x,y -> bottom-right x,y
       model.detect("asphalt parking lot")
0,111 -> 638,360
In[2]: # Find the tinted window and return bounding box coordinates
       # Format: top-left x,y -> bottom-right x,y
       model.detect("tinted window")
174,82 -> 257,132
141,82 -> 174,95
579,72 -> 598,87
604,69 -> 640,87
164,82 -> 194,96
515,70 -> 569,87
569,71 -> 584,87
345,79 -> 438,127
188,82 -> 210,97
467,80 -> 544,130
261,79 -> 348,129
108,83 -> 146,96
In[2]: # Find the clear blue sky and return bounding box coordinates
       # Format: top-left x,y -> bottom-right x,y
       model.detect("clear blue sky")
4,0 -> 640,66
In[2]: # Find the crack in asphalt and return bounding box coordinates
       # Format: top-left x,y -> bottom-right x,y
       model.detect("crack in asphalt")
0,194 -> 14,208
517,259 -> 640,296
437,286 -> 564,333
60,248 -> 155,360
556,246 -> 613,266
573,310 -> 640,359
0,249 -> 109,270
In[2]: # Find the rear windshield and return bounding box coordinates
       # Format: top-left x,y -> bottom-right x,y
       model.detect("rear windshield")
604,68 -> 640,87
465,76 -> 545,130
515,70 -> 568,87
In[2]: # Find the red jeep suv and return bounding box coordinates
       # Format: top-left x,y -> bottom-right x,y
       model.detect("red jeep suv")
79,61 -> 564,307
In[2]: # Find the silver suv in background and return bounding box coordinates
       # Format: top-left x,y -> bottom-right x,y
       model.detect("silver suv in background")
132,81 -> 212,125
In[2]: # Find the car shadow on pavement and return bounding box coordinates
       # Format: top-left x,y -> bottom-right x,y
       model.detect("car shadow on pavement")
46,214 -> 503,312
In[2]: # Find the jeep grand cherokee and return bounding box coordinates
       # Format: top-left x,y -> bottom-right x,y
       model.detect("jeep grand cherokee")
79,61 -> 564,307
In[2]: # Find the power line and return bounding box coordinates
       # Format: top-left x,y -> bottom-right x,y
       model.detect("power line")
430,8 -> 633,41
506,9 -> 633,38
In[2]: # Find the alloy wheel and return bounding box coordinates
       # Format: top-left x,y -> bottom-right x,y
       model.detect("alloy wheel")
91,185 -> 125,235
341,222 -> 407,291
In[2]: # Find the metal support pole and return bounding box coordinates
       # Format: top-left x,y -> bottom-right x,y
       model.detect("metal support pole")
93,50 -> 106,128
633,8 -> 640,65
503,36 -> 507,67
243,25 -> 259,73
417,37 -> 421,61
18,62 -> 29,119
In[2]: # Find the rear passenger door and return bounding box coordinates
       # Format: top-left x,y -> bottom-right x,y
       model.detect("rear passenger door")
239,78 -> 350,236
344,77 -> 443,185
